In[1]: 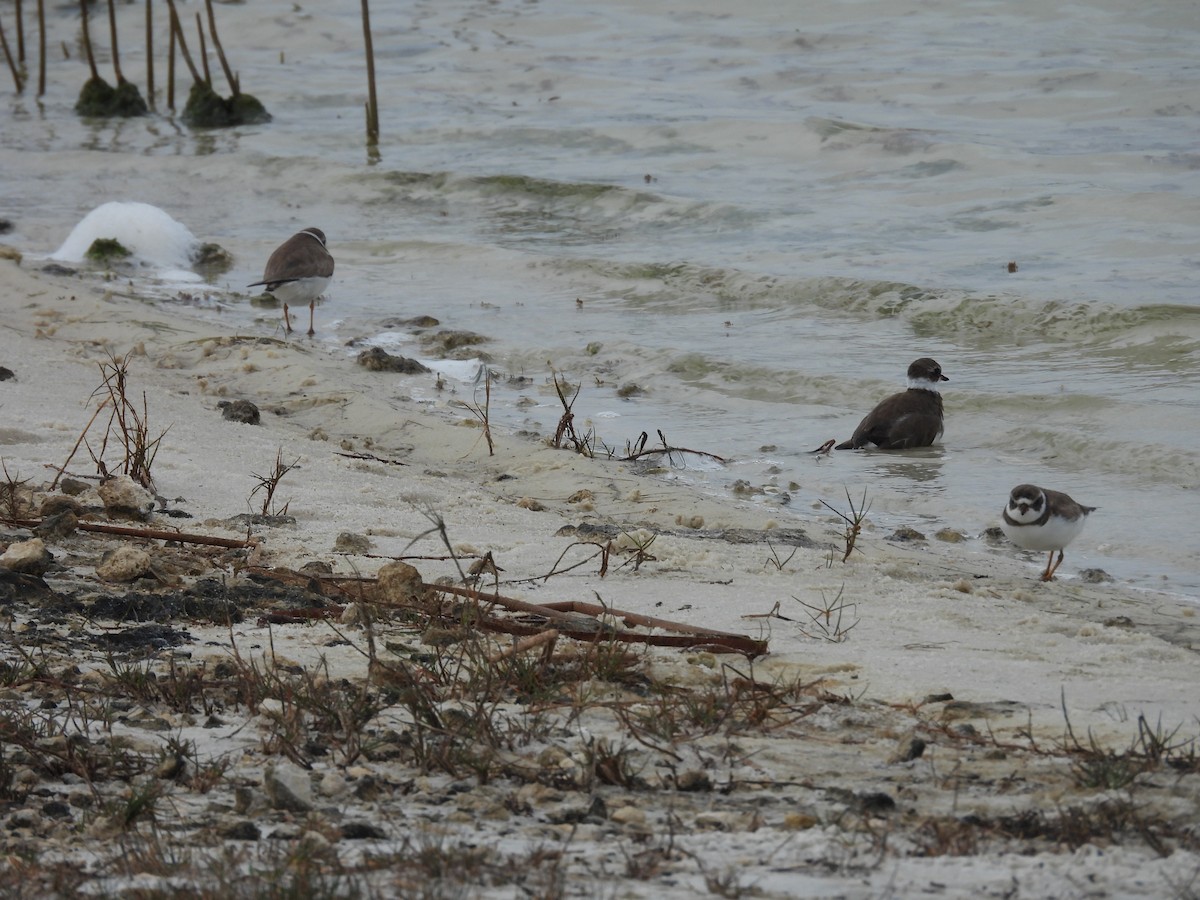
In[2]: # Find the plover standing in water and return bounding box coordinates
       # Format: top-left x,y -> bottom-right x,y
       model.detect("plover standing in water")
249,227 -> 334,336
1000,483 -> 1096,581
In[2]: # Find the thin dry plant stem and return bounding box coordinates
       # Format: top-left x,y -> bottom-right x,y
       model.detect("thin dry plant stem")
167,13 -> 176,108
13,0 -> 22,62
165,0 -> 201,84
51,396 -> 111,491
620,428 -> 727,465
203,0 -> 237,95
194,13 -> 211,84
0,15 -> 22,92
79,0 -> 99,81
457,369 -> 495,457
105,0 -> 123,83
37,0 -> 45,96
361,0 -> 379,143
144,0 -> 154,107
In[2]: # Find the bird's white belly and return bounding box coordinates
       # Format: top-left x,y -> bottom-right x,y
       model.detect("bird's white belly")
1001,514 -> 1085,551
271,276 -> 330,305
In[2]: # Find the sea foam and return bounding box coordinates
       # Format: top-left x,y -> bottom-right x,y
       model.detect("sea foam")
52,201 -> 200,271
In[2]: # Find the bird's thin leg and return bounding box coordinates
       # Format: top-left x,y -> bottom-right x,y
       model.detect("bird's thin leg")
283,302 -> 293,334
1042,550 -> 1064,582
307,299 -> 315,336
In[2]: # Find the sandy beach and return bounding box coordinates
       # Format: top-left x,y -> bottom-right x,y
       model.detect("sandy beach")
2,253 -> 1199,896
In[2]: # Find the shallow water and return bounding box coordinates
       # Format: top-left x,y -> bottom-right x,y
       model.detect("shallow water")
3,0 -> 1198,593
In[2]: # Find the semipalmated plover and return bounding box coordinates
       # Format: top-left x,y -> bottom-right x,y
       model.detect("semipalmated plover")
248,227 -> 334,335
835,357 -> 948,450
1000,484 -> 1096,581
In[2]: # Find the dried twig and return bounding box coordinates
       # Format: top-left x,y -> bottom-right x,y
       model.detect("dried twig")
165,0 -> 201,84
0,12 -> 23,93
203,0 -> 237,95
361,0 -> 379,144
456,368 -> 495,456
105,0 -> 124,83
250,449 -> 299,517
79,0 -> 99,81
2,517 -> 257,549
620,429 -> 727,465
486,629 -> 558,665
820,486 -> 870,563
37,0 -> 45,96
144,0 -> 154,108
194,12 -> 211,84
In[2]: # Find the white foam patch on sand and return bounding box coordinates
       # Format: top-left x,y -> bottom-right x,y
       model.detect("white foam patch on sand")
52,201 -> 199,269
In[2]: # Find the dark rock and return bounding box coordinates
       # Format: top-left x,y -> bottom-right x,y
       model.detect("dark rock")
334,532 -> 373,554
39,495 -> 83,518
0,568 -> 56,604
341,822 -> 388,840
0,366 -> 14,381
40,263 -> 78,277
888,735 -> 927,764
885,526 -> 926,542
41,801 -> 72,819
35,511 -> 79,540
856,791 -> 896,814
59,478 -> 90,496
675,769 -> 713,792
357,346 -> 430,374
181,81 -> 271,128
219,399 -> 261,425
75,76 -> 148,118
192,242 -> 234,276
221,820 -> 262,841
0,218 -> 12,234
93,623 -> 193,653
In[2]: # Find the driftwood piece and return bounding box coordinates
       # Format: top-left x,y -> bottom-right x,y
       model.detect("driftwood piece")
4,517 -> 257,549
245,568 -> 768,657
487,629 -> 558,664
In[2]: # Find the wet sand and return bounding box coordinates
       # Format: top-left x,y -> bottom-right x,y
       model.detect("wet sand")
2,254 -> 1199,896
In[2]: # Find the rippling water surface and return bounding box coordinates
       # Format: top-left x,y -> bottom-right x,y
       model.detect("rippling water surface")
3,0 -> 1198,592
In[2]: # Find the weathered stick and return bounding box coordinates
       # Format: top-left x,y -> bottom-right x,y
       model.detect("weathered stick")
243,568 -> 769,656
0,15 -> 22,93
79,0 -> 99,81
167,9 -> 175,109
165,0 -> 200,84
194,13 -> 210,84
36,0 -> 45,96
487,629 -> 559,664
144,0 -> 154,108
4,517 -> 259,549
50,396 -> 110,492
203,0 -> 237,95
14,0 -> 23,63
361,0 -> 379,143
105,0 -> 123,83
